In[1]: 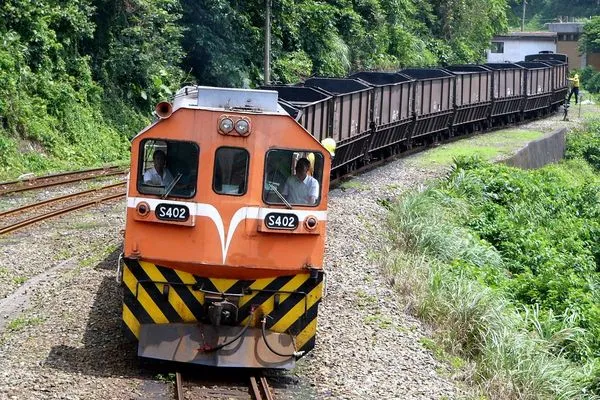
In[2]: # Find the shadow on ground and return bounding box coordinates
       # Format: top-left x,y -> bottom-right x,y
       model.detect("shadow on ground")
44,273 -> 142,376
95,246 -> 122,271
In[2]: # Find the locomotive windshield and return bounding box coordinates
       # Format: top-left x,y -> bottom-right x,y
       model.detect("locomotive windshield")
213,147 -> 250,196
138,139 -> 199,198
263,149 -> 324,206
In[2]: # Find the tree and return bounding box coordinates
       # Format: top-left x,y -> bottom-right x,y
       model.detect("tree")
86,0 -> 184,110
582,16 -> 600,54
508,0 -> 600,29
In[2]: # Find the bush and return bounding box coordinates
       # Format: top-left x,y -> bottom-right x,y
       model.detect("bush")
587,73 -> 600,94
566,122 -> 600,170
579,66 -> 600,94
382,132 -> 600,396
383,183 -> 599,398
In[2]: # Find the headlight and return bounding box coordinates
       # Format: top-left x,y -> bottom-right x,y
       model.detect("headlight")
235,119 -> 250,136
219,118 -> 234,134
304,216 -> 318,230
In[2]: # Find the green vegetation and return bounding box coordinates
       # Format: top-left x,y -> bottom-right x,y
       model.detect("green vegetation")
0,0 -> 511,180
508,1 -> 598,29
339,180 -> 369,191
364,313 -> 394,329
0,0 -> 182,179
577,17 -> 600,94
7,316 -> 44,332
566,119 -> 600,170
11,276 -> 27,285
419,337 -> 466,370
382,120 -> 600,398
410,129 -> 544,167
582,16 -> 600,54
580,66 -> 600,94
154,373 -> 176,383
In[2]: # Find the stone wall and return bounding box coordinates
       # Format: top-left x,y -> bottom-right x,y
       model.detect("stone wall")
503,128 -> 566,169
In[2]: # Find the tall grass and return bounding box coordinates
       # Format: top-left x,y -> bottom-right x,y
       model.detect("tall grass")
382,188 -> 599,399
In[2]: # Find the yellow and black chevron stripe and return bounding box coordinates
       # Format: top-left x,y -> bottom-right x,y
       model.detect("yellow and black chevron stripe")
121,259 -> 324,355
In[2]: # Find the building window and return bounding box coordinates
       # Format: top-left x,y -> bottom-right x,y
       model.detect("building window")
490,42 -> 504,54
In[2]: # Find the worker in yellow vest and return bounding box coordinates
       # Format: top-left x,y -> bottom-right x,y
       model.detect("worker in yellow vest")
567,73 -> 580,104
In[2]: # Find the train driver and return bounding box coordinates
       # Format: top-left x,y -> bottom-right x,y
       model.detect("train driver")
143,150 -> 174,187
281,157 -> 319,205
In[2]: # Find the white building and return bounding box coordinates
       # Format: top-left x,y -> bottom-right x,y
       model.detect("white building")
487,32 -> 557,63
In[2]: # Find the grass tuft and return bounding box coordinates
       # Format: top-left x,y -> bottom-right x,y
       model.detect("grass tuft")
339,180 -> 369,191
7,316 -> 44,332
410,129 -> 545,167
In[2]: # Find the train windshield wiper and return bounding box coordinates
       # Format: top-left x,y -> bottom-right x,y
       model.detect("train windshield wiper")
162,173 -> 183,199
268,183 -> 292,209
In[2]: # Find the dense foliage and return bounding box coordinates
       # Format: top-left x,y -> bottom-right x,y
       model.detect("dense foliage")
566,119 -> 600,167
443,157 -> 600,363
582,16 -> 600,54
0,0 -> 183,177
180,0 -> 509,86
383,120 -> 600,396
509,0 -> 599,29
579,17 -> 600,94
0,0 -> 511,179
579,66 -> 600,93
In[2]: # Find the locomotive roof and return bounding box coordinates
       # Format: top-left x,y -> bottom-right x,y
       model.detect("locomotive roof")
133,86 -> 290,139
172,86 -> 287,114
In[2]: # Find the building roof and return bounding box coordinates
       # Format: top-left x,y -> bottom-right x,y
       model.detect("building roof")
492,32 -> 557,41
547,22 -> 584,33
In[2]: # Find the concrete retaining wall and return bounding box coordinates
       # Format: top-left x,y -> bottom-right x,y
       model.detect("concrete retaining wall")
502,128 -> 566,169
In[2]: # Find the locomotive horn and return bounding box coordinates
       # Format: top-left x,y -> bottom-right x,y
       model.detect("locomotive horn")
155,102 -> 173,119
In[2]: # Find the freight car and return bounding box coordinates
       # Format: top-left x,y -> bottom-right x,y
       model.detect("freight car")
266,52 -> 568,177
117,52 -> 567,370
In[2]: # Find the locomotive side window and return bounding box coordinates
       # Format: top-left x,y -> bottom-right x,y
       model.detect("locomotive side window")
213,147 -> 249,196
138,139 -> 199,198
263,149 -> 324,206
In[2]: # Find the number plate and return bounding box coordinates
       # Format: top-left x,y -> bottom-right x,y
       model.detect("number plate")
155,203 -> 190,222
265,212 -> 299,230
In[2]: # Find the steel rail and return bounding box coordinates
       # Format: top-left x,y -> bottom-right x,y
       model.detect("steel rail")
249,373 -> 274,400
0,181 -> 126,218
175,372 -> 184,400
0,167 -> 127,196
0,165 -> 125,186
0,191 -> 125,235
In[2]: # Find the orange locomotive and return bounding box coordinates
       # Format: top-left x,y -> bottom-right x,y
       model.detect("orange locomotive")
118,86 -> 334,369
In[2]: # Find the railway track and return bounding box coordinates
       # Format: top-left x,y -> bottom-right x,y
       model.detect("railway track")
0,165 -> 127,196
248,373 -> 275,400
173,371 -> 275,400
0,182 -> 126,235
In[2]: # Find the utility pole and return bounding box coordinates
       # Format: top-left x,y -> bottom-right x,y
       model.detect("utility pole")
264,0 -> 271,85
521,0 -> 527,32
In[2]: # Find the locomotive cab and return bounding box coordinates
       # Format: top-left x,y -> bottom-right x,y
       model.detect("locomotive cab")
120,86 -> 332,369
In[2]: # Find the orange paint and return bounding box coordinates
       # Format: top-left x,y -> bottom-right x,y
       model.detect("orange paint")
124,99 -> 331,280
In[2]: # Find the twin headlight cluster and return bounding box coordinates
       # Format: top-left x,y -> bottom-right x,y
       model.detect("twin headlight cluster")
218,116 -> 251,137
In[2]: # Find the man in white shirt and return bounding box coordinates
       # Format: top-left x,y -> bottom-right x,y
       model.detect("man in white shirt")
281,157 -> 319,205
143,150 -> 174,187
